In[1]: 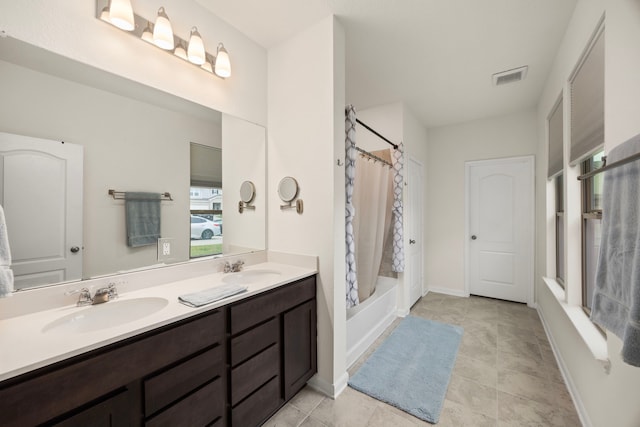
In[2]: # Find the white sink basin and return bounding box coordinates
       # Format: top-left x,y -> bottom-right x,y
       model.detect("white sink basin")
221,269 -> 282,285
42,297 -> 169,334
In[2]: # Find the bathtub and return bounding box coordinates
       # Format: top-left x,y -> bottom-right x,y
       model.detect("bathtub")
346,276 -> 398,368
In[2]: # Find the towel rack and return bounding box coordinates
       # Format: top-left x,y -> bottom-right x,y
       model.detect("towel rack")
577,151 -> 640,180
108,189 -> 173,201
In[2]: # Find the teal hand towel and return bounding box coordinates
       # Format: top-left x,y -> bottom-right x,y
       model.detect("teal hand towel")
178,284 -> 248,308
125,192 -> 161,247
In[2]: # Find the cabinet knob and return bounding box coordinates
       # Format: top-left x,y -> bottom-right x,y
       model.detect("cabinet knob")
409,239 -> 416,244
471,235 -> 477,240
70,246 -> 80,253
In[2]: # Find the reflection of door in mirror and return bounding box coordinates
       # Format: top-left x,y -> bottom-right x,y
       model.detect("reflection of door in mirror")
190,143 -> 222,258
0,132 -> 83,290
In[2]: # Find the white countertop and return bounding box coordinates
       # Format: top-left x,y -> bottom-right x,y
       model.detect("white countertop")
0,261 -> 316,382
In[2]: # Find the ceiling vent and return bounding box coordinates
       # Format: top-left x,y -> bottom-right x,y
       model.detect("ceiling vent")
492,66 -> 528,86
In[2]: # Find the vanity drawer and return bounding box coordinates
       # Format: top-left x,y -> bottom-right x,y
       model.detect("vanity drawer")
231,344 -> 279,406
144,344 -> 224,417
145,376 -> 224,427
0,309 -> 225,427
230,275 -> 316,334
231,316 -> 279,367
232,375 -> 281,427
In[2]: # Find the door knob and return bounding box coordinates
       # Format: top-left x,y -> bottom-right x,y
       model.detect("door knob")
409,239 -> 416,244
70,246 -> 80,253
471,235 -> 477,240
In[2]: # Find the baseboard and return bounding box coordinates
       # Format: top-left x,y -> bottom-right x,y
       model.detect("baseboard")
426,286 -> 468,298
536,305 -> 592,427
307,371 -> 349,399
346,311 -> 396,368
396,307 -> 410,317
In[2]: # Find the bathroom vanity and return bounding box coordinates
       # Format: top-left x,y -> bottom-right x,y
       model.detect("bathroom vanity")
0,264 -> 316,427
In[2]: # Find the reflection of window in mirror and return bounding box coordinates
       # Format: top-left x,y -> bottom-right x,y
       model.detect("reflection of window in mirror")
190,143 -> 222,258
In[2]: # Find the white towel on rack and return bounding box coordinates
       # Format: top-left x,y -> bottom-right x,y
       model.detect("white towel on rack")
0,204 -> 14,297
0,204 -> 11,266
0,268 -> 14,297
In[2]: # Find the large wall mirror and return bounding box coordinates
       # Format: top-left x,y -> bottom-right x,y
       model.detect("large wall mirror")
0,36 -> 266,292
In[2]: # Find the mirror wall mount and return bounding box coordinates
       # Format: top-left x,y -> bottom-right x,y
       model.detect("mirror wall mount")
95,0 -> 231,79
238,180 -> 256,213
278,176 -> 303,214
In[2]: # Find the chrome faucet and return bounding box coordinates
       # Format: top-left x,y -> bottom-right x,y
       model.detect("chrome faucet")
66,283 -> 119,306
223,260 -> 244,273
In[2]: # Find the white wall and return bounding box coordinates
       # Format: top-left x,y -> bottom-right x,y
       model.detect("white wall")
536,0 -> 640,426
267,16 -> 347,397
221,114 -> 267,253
427,109 -> 538,295
0,0 -> 267,125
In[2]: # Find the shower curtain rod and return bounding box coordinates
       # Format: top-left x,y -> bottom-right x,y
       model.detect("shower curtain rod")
355,146 -> 392,167
354,118 -> 399,150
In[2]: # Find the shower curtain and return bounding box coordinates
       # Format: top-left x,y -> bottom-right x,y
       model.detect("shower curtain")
345,105 -> 359,309
352,152 -> 393,302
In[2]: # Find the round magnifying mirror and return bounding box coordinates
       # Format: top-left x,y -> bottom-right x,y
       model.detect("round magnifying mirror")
240,181 -> 256,204
278,176 -> 299,203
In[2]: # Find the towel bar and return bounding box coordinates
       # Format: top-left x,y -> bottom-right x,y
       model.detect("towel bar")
108,189 -> 173,201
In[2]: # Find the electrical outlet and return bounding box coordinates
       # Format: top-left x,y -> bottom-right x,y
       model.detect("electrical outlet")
157,238 -> 175,261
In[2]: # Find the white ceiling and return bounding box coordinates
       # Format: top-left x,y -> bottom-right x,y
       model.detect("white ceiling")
196,0 -> 577,128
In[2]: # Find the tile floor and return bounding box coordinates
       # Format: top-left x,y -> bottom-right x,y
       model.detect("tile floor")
264,292 -> 582,426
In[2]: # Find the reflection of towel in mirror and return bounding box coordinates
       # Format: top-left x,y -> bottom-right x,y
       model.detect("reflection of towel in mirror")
0,204 -> 13,297
591,134 -> 640,366
125,192 -> 161,247
0,204 -> 11,266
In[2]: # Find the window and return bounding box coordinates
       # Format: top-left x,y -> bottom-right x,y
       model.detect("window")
555,174 -> 565,287
190,142 -> 223,259
581,151 -> 604,312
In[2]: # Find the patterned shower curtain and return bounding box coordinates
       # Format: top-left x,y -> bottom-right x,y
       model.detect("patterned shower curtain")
391,143 -> 405,272
345,105 -> 359,308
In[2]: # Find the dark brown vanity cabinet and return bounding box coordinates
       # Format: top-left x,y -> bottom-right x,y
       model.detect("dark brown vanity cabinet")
0,309 -> 227,427
228,274 -> 317,426
0,274 -> 317,427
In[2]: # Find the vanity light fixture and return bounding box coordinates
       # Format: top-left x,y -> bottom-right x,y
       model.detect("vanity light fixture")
201,55 -> 214,73
96,0 -> 231,79
99,0 -> 111,23
174,42 -> 188,61
214,43 -> 231,78
152,7 -> 174,50
109,0 -> 135,31
187,27 -> 206,65
141,21 -> 154,44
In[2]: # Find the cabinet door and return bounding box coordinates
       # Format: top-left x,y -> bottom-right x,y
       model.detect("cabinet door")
283,300 -> 317,400
50,388 -> 131,427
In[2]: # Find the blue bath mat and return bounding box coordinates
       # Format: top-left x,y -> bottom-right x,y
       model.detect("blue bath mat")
348,315 -> 463,423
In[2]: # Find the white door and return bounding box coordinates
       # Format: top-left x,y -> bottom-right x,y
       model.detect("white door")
466,156 -> 533,304
0,132 -> 83,289
407,157 -> 424,307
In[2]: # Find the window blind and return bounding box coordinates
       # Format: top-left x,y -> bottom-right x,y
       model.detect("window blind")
190,143 -> 222,188
570,29 -> 604,164
548,96 -> 563,178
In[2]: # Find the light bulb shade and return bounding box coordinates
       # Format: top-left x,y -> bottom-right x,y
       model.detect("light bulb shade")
109,0 -> 135,31
174,44 -> 188,60
187,27 -> 206,65
141,22 -> 154,43
214,43 -> 231,78
153,7 -> 174,50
